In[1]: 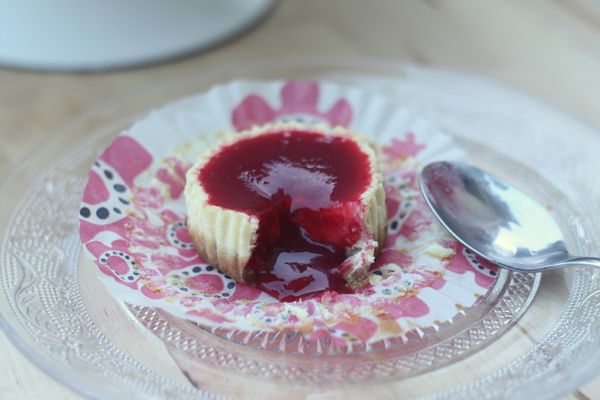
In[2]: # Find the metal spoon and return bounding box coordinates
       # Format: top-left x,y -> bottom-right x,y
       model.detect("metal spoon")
419,161 -> 600,272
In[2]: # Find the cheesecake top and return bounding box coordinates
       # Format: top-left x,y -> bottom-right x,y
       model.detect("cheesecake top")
198,129 -> 372,214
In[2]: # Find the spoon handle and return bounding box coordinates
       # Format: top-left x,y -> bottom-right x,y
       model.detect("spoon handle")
553,257 -> 600,269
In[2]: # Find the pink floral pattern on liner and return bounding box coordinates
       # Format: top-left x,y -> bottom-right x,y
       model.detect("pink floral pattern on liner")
156,157 -> 189,199
382,133 -> 426,162
232,80 -> 353,130
79,80 -> 500,349
445,242 -> 499,288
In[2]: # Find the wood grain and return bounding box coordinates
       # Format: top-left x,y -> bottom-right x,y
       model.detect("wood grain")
0,0 -> 599,398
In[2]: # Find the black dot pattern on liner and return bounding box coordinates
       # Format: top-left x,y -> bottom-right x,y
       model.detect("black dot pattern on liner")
96,207 -> 109,219
79,202 -> 128,222
388,199 -> 415,234
98,251 -> 138,283
170,264 -> 236,298
79,165 -> 130,223
167,221 -> 193,249
463,248 -> 498,278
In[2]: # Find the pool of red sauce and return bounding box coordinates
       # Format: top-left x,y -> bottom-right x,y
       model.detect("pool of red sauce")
199,129 -> 372,301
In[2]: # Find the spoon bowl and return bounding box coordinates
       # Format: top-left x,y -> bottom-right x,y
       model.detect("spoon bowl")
419,161 -> 600,272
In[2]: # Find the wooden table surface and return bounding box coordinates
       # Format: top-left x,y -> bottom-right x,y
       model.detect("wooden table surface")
1,1 -> 599,399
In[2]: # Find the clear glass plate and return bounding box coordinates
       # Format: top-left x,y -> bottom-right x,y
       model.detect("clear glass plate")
1,59 -> 599,400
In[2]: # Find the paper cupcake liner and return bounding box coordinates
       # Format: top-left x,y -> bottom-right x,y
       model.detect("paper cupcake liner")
79,79 -> 499,349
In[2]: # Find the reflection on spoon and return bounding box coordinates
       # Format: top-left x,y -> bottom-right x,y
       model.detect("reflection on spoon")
420,161 -> 600,272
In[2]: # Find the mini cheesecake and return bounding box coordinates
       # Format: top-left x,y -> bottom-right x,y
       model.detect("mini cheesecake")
184,122 -> 386,291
